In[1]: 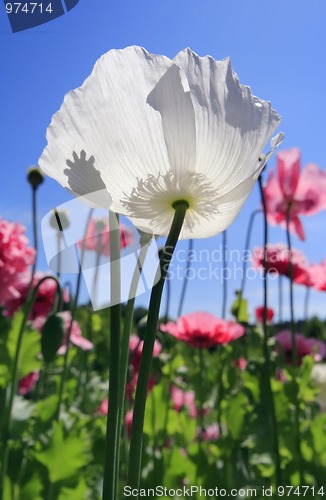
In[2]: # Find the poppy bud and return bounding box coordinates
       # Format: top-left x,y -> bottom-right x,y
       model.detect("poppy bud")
41,313 -> 65,364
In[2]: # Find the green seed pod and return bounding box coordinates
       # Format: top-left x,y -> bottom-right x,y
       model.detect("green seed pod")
49,210 -> 70,231
27,167 -> 44,190
41,313 -> 65,364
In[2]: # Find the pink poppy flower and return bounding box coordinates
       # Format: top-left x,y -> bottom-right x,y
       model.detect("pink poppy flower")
18,371 -> 39,396
255,306 -> 274,324
171,385 -> 198,418
125,335 -> 161,400
98,398 -> 108,416
264,148 -> 326,240
197,423 -> 220,442
295,259 -> 326,291
275,330 -> 326,364
125,409 -> 133,437
0,218 -> 35,307
252,244 -> 308,280
160,312 -> 245,349
79,217 -> 134,256
233,358 -> 247,371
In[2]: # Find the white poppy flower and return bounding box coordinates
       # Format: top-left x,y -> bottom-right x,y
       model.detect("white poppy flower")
39,46 -> 282,239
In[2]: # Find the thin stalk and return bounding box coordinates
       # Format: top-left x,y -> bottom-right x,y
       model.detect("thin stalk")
197,348 -> 205,434
258,176 -> 282,486
127,201 -> 188,493
55,209 -> 93,420
0,276 -> 61,500
304,287 -> 310,321
177,239 -> 193,317
56,232 -> 61,279
278,276 -> 283,324
221,230 -> 227,319
115,236 -> 151,490
25,188 -> 39,301
102,212 -> 121,500
239,209 -> 261,300
285,204 -> 303,483
164,269 -> 171,320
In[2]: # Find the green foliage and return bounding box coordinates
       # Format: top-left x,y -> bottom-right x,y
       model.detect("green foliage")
33,421 -> 90,484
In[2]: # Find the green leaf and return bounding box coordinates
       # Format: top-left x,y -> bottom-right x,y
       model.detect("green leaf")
223,392 -> 248,440
58,477 -> 88,499
230,292 -> 249,323
33,421 -> 90,483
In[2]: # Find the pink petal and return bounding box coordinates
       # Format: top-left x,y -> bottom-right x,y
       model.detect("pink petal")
277,148 -> 301,199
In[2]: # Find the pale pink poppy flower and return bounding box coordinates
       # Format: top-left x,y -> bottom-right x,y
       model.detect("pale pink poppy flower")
264,148 -> 326,240
0,218 -> 35,307
18,371 -> 40,396
255,306 -> 274,324
126,335 -> 161,401
275,330 -> 326,364
197,423 -> 220,442
79,217 -> 134,256
160,312 -> 245,349
98,398 -> 108,416
252,244 -> 308,280
296,259 -> 326,291
125,409 -> 133,436
171,385 -> 198,418
233,358 -> 247,371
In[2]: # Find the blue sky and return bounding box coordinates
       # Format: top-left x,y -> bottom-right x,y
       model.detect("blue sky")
1,0 -> 326,321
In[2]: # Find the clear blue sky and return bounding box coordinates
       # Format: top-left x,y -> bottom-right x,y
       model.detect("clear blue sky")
1,0 -> 326,321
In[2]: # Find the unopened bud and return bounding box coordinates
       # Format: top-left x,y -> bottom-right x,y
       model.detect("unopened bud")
27,167 -> 44,190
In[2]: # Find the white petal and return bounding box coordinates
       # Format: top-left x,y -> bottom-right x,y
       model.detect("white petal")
147,64 -> 196,179
39,46 -> 174,209
173,49 -> 282,195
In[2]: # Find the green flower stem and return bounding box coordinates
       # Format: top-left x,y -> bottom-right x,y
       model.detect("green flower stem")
221,230 -> 227,319
164,268 -> 171,320
127,200 -> 188,492
258,176 -> 282,486
198,347 -> 205,433
55,209 -> 93,420
177,238 -> 193,317
304,287 -> 310,321
278,276 -> 283,323
0,276 -> 61,500
239,209 -> 260,306
115,237 -> 151,490
26,187 -> 39,301
103,212 -> 121,500
285,204 -> 303,483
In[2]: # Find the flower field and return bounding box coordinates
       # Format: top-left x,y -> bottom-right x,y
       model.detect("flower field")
1,46 -> 326,500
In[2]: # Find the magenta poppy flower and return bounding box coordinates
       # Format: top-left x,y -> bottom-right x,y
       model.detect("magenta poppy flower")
252,244 -> 308,280
264,148 -> 326,240
197,423 -> 220,442
0,218 -> 35,307
79,217 -> 134,256
299,259 -> 326,291
98,398 -> 109,416
255,306 -> 274,324
125,334 -> 162,400
275,330 -> 326,364
18,371 -> 40,396
171,385 -> 198,418
160,312 -> 245,349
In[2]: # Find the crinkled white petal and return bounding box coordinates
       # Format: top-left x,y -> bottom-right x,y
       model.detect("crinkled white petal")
173,49 -> 282,195
39,46 -> 174,208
